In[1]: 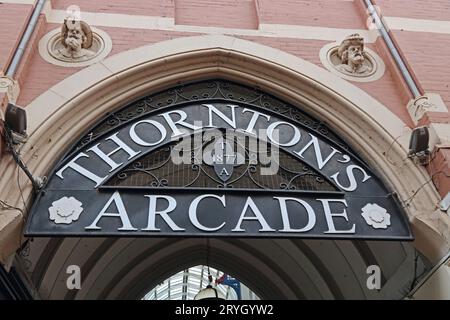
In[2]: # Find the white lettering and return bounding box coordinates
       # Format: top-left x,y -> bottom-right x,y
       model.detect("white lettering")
366,265 -> 381,290
129,119 -> 167,146
232,197 -> 275,232
274,197 -> 316,232
66,265 -> 81,290
143,195 -> 184,231
240,109 -> 271,135
203,104 -> 237,129
189,194 -> 226,231
220,168 -> 230,176
330,165 -> 371,192
294,133 -> 340,169
56,153 -> 107,188
87,133 -> 140,172
318,198 -> 355,234
160,110 -> 201,137
85,191 -> 137,231
267,121 -> 301,147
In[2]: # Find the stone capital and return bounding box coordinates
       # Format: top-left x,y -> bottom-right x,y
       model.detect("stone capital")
0,103 -> 4,122
407,93 -> 448,125
0,76 -> 20,104
428,123 -> 450,151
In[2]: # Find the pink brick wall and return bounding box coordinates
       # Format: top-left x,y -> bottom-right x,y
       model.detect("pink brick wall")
376,0 -> 450,21
52,0 -> 175,17
17,27 -> 410,130
106,26 -> 201,56
430,148 -> 450,198
175,0 -> 258,29
17,24 -> 201,106
419,112 -> 450,126
0,3 -> 33,72
14,0 -> 447,130
53,0 -> 367,29
239,35 -> 412,127
15,16 -> 48,92
257,0 -> 367,28
0,92 -> 5,156
390,30 -> 450,111
374,37 -> 415,106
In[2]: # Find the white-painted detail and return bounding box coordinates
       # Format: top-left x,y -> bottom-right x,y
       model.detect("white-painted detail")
85,191 -> 137,231
385,16 -> 450,35
43,8 -> 379,42
361,203 -> 391,229
49,196 -> 83,224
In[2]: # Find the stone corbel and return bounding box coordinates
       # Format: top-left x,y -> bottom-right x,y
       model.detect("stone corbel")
0,76 -> 21,156
0,104 -> 4,122
0,76 -> 20,105
407,93 -> 450,169
407,93 -> 448,125
426,122 -> 450,203
428,123 -> 450,150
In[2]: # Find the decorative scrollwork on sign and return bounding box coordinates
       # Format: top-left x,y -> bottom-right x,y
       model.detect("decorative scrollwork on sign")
104,131 -> 337,192
69,80 -> 348,155
25,79 -> 414,241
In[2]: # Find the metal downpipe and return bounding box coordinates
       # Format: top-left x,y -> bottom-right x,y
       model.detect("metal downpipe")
5,0 -> 47,78
364,0 -> 421,98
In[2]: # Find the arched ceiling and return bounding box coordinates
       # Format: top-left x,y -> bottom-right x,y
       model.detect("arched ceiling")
19,236 -> 428,300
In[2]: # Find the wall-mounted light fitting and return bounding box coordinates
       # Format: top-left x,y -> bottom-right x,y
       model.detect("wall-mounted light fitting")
408,126 -> 430,165
2,103 -> 45,191
4,103 -> 27,144
440,192 -> 450,216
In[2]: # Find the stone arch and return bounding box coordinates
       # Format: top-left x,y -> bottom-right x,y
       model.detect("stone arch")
0,35 -> 448,298
24,237 -> 422,299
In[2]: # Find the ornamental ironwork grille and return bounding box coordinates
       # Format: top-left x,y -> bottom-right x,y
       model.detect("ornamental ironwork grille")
104,131 -> 337,191
66,79 -> 354,192
70,80 -> 349,155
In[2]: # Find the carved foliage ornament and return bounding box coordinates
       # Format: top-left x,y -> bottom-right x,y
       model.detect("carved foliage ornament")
48,196 -> 84,224
361,203 -> 391,229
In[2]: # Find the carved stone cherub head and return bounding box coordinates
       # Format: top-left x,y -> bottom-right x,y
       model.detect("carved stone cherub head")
336,33 -> 369,74
57,18 -> 95,60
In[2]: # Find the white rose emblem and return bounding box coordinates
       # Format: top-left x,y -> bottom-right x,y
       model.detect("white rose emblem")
361,203 -> 391,229
48,196 -> 83,224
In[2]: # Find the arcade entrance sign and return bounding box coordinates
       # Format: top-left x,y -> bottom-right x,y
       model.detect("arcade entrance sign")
25,80 -> 412,240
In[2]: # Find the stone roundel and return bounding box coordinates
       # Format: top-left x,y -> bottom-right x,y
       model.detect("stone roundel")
39,26 -> 112,67
319,42 -> 385,82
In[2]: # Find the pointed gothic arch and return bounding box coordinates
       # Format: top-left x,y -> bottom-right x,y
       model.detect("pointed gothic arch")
0,35 -> 448,299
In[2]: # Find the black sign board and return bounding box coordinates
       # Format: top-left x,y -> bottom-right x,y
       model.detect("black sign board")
25,80 -> 413,240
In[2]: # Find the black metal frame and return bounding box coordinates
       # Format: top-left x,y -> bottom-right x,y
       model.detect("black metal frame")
24,78 -> 413,241
0,264 -> 32,300
65,79 -> 352,161
103,129 -> 338,191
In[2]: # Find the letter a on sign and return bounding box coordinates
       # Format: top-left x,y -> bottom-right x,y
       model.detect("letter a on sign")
66,265 -> 81,290
366,265 -> 381,290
